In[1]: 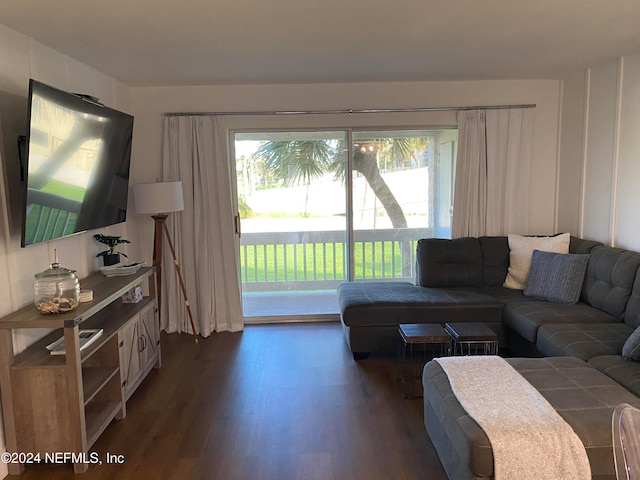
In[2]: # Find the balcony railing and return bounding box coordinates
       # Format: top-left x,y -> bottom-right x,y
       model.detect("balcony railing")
240,228 -> 431,292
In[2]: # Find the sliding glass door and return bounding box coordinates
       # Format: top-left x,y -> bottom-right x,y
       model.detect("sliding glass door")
234,128 -> 456,319
234,131 -> 348,318
351,130 -> 456,282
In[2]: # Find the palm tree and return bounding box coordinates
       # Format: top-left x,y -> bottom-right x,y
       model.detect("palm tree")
351,141 -> 407,228
255,137 -> 426,227
256,140 -> 334,186
255,140 -> 335,217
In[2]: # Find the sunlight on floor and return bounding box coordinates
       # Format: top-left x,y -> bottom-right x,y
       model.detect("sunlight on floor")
242,290 -> 339,317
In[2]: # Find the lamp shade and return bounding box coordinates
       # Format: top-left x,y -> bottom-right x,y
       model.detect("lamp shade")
133,181 -> 184,214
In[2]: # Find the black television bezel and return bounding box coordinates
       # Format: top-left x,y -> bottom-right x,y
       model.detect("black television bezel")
20,79 -> 134,247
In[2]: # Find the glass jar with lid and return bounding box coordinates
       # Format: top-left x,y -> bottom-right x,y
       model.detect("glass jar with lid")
34,262 -> 80,314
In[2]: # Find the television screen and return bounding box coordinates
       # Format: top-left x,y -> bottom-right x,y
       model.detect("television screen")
21,80 -> 134,247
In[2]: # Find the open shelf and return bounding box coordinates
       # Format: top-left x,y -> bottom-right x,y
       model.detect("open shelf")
84,373 -> 124,448
11,296 -> 154,369
0,266 -> 160,474
83,366 -> 120,405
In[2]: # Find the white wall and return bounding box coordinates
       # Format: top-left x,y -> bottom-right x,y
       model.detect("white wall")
616,53 -> 640,250
558,51 -> 640,250
0,25 -> 135,471
583,59 -> 619,244
130,78 -> 562,243
556,71 -> 586,234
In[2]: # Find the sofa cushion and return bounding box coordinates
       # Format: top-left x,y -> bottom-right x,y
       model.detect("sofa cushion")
478,236 -> 509,286
622,325 -> 640,361
503,300 -> 618,343
623,269 -> 640,329
504,233 -> 570,290
476,236 -> 595,289
537,323 -> 633,361
337,282 -> 502,327
416,237 -> 482,287
588,355 -> 640,398
481,285 -> 529,304
510,357 -> 640,478
581,246 -> 640,319
569,236 -> 603,254
524,250 -> 589,304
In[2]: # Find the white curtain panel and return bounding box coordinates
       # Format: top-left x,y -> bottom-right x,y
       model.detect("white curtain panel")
452,110 -> 487,237
452,108 -> 533,238
162,115 -> 243,336
485,108 -> 533,235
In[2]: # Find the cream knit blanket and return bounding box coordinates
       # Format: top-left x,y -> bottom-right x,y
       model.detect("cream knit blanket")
434,356 -> 591,480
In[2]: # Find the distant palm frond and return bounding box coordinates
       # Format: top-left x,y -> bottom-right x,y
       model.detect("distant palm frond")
255,140 -> 336,186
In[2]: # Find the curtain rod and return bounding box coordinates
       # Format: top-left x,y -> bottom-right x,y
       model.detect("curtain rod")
164,103 -> 536,117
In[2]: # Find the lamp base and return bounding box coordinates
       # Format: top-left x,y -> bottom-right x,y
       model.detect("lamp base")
151,214 -> 198,343
151,215 -> 168,323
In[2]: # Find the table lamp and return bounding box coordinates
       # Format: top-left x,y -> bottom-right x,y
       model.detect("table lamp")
133,181 -> 197,341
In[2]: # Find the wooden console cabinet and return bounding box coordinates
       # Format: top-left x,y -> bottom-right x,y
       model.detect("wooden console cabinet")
0,267 -> 160,474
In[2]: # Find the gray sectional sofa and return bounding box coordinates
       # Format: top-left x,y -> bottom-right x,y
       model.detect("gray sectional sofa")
337,235 -> 640,479
338,235 -> 603,358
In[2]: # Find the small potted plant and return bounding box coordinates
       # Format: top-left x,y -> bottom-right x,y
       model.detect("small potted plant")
94,234 -> 130,266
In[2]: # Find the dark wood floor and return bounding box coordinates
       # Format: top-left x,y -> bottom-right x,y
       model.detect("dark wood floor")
7,322 -> 448,480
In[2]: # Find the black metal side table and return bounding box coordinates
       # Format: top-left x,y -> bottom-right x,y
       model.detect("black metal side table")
398,323 -> 452,398
444,322 -> 499,356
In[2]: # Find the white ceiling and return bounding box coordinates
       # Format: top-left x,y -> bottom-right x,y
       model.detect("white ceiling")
1,0 -> 640,87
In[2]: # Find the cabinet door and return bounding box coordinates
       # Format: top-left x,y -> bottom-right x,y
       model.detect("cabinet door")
139,302 -> 159,370
118,318 -> 142,396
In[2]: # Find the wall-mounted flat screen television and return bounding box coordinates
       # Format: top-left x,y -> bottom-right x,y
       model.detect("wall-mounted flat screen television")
21,79 -> 134,247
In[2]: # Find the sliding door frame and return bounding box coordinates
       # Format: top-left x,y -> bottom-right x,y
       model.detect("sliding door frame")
230,123 -> 456,322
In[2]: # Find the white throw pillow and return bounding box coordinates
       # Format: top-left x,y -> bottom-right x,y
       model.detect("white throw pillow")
504,233 -> 570,290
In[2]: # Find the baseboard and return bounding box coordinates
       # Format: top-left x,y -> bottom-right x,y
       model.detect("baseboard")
244,315 -> 339,324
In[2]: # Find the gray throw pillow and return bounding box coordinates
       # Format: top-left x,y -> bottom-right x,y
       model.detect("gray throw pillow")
623,326 -> 640,361
524,250 -> 590,304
